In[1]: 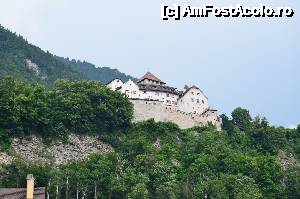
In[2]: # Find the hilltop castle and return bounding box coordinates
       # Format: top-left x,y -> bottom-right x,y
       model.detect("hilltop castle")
107,72 -> 222,129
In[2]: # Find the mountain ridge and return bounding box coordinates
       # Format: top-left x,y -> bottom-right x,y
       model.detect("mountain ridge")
0,25 -> 136,85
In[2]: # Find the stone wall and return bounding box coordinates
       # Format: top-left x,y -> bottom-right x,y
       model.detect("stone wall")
0,133 -> 112,165
131,99 -> 222,129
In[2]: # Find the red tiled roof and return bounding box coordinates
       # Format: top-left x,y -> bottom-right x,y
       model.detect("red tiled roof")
137,72 -> 165,83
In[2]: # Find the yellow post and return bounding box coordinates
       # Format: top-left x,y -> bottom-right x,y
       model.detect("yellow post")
26,174 -> 34,199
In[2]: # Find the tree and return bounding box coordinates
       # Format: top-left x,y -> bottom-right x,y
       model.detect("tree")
222,174 -> 262,199
286,166 -> 300,199
231,107 -> 252,131
220,114 -> 235,133
0,128 -> 11,151
128,183 -> 149,199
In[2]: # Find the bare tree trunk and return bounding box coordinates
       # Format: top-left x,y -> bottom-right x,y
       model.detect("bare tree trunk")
65,177 -> 69,199
56,183 -> 59,199
94,182 -> 97,199
76,183 -> 79,199
109,191 -> 112,199
47,181 -> 50,199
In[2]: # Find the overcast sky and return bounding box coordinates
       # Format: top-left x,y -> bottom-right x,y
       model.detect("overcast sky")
0,0 -> 299,127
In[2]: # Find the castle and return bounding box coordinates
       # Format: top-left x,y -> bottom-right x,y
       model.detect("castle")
107,72 -> 222,129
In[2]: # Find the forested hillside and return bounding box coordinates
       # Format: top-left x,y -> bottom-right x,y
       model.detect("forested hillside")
0,25 -> 136,86
56,56 -> 137,83
0,78 -> 299,199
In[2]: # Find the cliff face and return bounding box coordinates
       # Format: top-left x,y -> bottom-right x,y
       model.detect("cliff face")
277,150 -> 300,171
0,134 -> 112,165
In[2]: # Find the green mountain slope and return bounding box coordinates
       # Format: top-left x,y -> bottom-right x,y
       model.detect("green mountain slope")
55,56 -> 137,83
0,25 -> 136,85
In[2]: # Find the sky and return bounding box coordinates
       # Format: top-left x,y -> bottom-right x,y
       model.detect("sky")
0,0 -> 299,127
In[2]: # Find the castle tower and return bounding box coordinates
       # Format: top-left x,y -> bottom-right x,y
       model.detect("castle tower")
137,72 -> 166,85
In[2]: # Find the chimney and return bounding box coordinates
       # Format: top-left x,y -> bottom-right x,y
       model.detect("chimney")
26,174 -> 34,199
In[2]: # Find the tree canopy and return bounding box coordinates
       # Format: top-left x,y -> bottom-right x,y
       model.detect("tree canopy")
0,77 -> 133,142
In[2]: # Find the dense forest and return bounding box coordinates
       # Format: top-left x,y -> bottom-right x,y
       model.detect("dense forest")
0,78 -> 299,199
0,25 -> 136,86
55,56 -> 137,84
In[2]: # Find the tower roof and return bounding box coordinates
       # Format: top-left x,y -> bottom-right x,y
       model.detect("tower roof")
137,72 -> 165,84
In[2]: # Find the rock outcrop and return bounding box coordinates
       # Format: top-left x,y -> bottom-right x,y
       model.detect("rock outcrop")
0,133 -> 112,165
0,152 -> 14,165
277,150 -> 299,171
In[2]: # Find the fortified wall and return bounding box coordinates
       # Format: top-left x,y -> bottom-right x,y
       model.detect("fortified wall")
131,99 -> 222,130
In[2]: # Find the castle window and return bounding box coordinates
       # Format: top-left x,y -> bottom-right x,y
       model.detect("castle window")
202,100 -> 205,104
167,94 -> 170,97
191,98 -> 194,102
196,99 -> 200,103
144,91 -> 147,94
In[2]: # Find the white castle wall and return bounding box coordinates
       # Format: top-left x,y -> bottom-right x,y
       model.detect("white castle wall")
177,87 -> 209,115
131,99 -> 221,130
138,91 -> 178,106
121,80 -> 141,99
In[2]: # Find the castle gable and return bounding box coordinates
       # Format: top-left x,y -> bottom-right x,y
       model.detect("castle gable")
107,78 -> 124,91
180,85 -> 208,100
